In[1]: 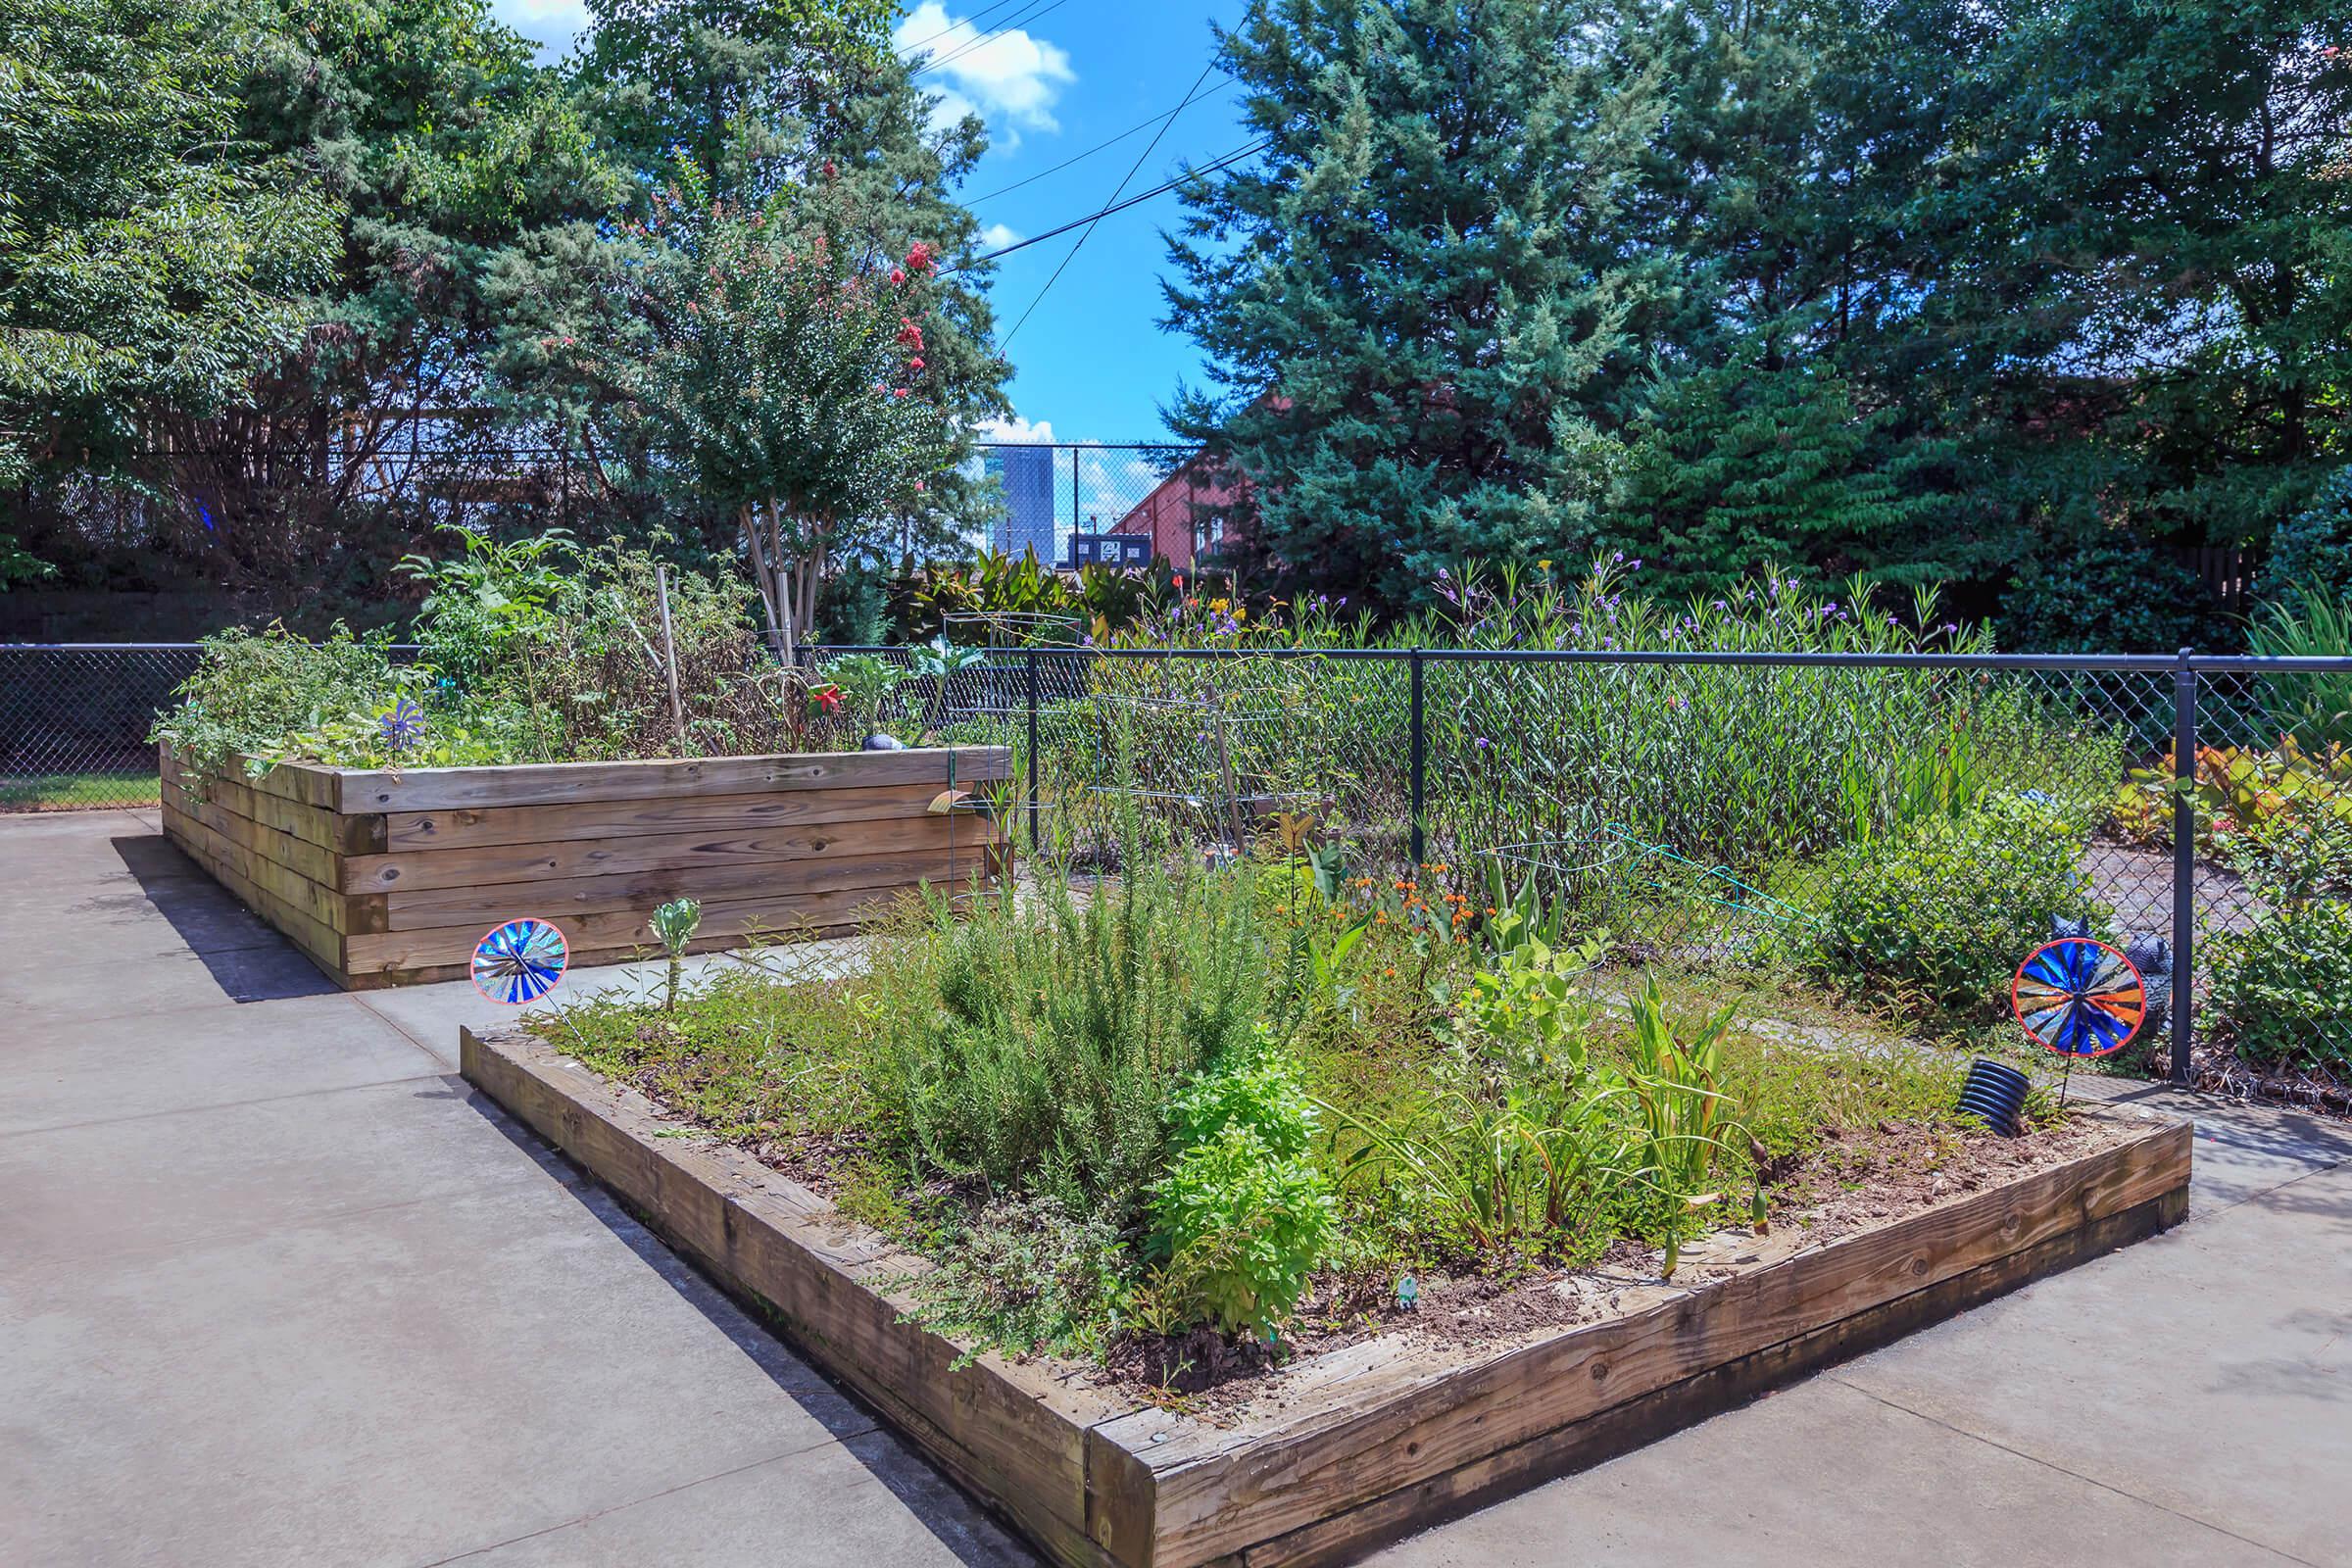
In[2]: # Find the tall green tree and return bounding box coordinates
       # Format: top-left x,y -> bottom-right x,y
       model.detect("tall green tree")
0,0 -> 336,489
1162,0 -> 1666,613
133,0 -> 625,587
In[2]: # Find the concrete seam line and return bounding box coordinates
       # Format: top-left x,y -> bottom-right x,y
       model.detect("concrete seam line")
0,1070 -> 457,1140
1822,1377 -> 2323,1567
411,1430 -> 892,1568
341,992 -> 461,1068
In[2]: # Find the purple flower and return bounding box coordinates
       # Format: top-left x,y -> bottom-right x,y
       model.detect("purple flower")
1612,550 -> 1624,562
1475,736 -> 1493,750
1629,558 -> 1642,569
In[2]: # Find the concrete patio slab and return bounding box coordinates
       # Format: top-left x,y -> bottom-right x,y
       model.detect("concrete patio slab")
1366,1373 -> 2304,1568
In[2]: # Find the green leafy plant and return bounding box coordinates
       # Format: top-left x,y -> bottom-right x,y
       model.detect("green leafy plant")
1622,979 -> 1758,1279
1152,1035 -> 1337,1340
872,814 -> 1266,1236
651,898 -> 703,1011
1801,792 -> 2106,1020
904,1194 -> 1131,1365
2209,812 -> 2352,1073
1318,935 -> 1638,1254
397,526 -> 575,692
149,623 -> 422,787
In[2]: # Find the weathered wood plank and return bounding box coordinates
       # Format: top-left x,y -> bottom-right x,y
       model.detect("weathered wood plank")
211,751 -> 342,810
343,882 -> 958,976
380,780 -> 960,852
376,844 -> 1000,931
340,809 -> 996,894
339,747 -> 1011,811
161,778 -> 343,891
1123,1118 -> 2192,1567
161,783 -> 359,941
161,748 -> 383,855
161,799 -> 346,978
462,1027 -> 1136,1567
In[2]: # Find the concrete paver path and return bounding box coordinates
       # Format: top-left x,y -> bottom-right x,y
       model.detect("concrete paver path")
3,811 -> 2344,1567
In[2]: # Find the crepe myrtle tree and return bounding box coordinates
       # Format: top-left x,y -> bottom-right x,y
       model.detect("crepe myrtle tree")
593,161 -> 953,657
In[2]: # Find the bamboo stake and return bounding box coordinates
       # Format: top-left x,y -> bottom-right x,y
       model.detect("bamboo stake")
655,564 -> 687,748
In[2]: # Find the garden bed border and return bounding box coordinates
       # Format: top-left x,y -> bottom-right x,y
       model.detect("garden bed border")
461,1022 -> 2193,1568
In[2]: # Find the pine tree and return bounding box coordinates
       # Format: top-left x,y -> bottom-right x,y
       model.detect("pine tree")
1163,0 -> 1667,613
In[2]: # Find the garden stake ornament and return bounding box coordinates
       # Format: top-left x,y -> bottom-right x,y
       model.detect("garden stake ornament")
2010,936 -> 2147,1107
470,917 -> 569,1005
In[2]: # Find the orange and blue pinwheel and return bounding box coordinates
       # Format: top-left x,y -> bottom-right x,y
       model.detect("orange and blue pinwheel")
2011,937 -> 2144,1058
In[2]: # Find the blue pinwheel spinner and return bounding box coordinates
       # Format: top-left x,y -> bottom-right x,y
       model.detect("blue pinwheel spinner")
470,917 -> 568,1004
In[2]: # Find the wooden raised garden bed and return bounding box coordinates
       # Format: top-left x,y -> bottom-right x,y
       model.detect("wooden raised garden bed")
160,743 -> 1008,989
462,1022 -> 2193,1568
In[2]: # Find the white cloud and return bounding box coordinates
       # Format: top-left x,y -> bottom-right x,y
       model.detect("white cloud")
895,3 -> 1076,142
490,0 -> 591,43
978,414 -> 1055,443
977,221 -> 1022,251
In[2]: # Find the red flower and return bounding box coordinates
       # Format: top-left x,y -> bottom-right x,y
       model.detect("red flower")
890,268 -> 906,285
896,318 -> 924,349
810,684 -> 843,714
822,159 -> 837,178
905,241 -> 935,274
892,387 -> 909,398
913,479 -> 927,493
908,356 -> 924,370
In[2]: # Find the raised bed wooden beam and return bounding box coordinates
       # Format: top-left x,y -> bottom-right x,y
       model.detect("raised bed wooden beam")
462,1023 -> 2194,1568
160,744 -> 1008,988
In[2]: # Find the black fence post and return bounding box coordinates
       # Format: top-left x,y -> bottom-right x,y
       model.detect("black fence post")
1024,649 -> 1041,851
1408,648 -> 1426,866
2171,647 -> 2197,1082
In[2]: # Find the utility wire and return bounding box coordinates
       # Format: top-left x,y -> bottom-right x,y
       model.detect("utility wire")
997,53 -> 1225,346
895,0 -> 1028,57
965,75 -> 1236,206
911,0 -> 1075,78
951,136 -> 1270,272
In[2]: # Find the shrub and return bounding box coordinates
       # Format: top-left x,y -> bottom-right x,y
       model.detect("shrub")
906,1194 -> 1131,1363
1997,536 -> 2235,654
2209,811 -> 2352,1073
1801,793 -> 2105,1018
874,831 -> 1266,1235
2256,467 -> 2352,626
1152,1036 -> 1337,1339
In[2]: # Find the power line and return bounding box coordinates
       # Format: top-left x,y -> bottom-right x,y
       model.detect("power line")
998,52 -> 1225,347
952,136 -> 1270,271
895,0 -> 1029,57
912,0 -> 1075,79
965,75 -> 1236,206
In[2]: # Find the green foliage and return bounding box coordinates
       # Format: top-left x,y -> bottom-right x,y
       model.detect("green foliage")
1152,1035 -> 1337,1339
1802,793 -> 2106,1019
149,623 -> 422,784
2258,469 -> 2352,626
904,1193 -> 1131,1364
1171,0 -> 2352,614
0,0 -> 338,483
2247,597 -> 2352,755
398,526 -> 576,690
1622,980 -> 1753,1279
1165,0 -> 1660,615
1998,538 -> 2236,655
873,833 -> 1267,1237
2209,809 -> 2352,1073
651,897 -> 702,1011
1318,936 -> 1641,1256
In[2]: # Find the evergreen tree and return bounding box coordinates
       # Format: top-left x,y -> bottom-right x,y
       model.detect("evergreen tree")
1162,0 -> 1666,613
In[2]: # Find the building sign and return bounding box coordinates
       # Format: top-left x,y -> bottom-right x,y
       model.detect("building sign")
1068,532 -> 1152,569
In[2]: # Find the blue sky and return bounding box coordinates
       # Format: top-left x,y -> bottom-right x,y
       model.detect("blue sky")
490,1 -> 1249,446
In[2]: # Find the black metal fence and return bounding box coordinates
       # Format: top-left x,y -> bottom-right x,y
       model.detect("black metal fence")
8,639 -> 2351,1098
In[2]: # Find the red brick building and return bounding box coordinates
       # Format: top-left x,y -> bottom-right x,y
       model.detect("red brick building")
1105,449 -> 1250,571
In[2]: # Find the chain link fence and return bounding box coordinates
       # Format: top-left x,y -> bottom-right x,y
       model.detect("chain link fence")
10,638 -> 2352,1100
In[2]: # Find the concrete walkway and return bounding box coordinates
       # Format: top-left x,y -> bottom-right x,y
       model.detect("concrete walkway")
3,810 -> 2345,1567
